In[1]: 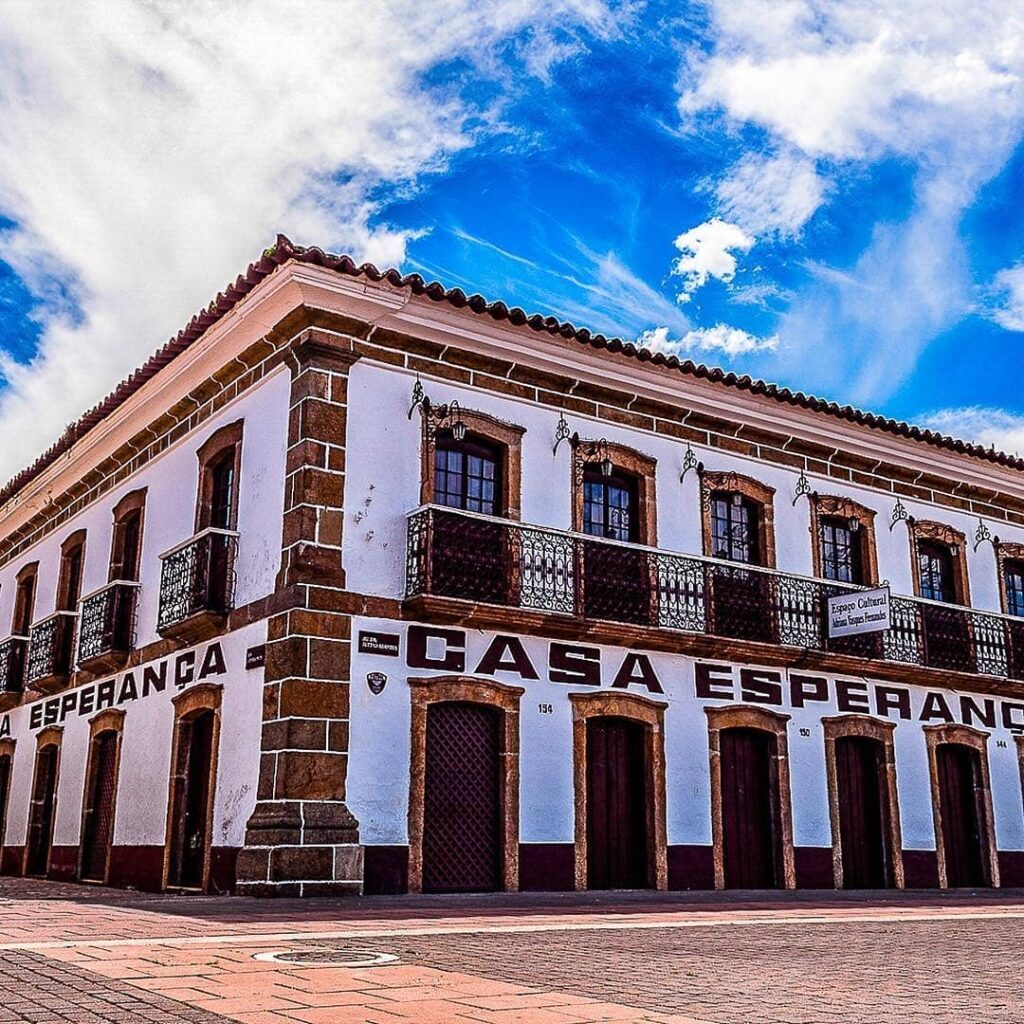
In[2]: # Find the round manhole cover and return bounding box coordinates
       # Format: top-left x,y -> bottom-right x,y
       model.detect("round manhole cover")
253,947 -> 399,967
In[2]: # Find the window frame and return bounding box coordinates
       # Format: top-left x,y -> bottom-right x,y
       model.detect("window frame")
809,494 -> 878,586
908,520 -> 970,606
571,440 -> 657,546
699,471 -> 776,568
195,421 -> 243,534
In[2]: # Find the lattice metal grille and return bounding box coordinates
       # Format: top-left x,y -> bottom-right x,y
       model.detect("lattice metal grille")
78,584 -> 137,664
158,531 -> 236,631
0,638 -> 27,695
422,702 -> 500,894
27,614 -> 75,684
404,505 -> 1024,681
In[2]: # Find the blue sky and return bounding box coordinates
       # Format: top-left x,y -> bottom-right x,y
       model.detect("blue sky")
1,1 -> 1024,479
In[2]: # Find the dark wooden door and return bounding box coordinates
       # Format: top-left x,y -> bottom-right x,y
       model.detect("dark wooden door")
81,732 -> 119,883
167,712 -> 215,889
422,702 -> 501,893
586,717 -> 649,889
835,736 -> 890,889
720,728 -> 779,889
937,744 -> 990,888
0,754 -> 11,858
26,745 -> 59,877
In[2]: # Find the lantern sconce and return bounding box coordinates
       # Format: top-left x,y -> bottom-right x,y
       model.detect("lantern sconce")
792,468 -> 812,506
889,496 -> 910,532
572,434 -> 614,484
679,443 -> 701,482
407,375 -> 467,444
552,410 -> 572,456
973,516 -> 994,552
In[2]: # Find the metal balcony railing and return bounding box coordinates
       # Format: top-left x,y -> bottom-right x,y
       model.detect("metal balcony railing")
78,580 -> 141,666
0,636 -> 29,696
405,505 -> 1024,682
157,527 -> 238,632
26,611 -> 78,686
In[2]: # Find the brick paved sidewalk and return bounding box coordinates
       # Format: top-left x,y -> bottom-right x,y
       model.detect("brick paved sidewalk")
0,880 -> 1022,1023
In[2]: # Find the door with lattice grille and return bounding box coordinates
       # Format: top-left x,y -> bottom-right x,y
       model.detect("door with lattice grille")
422,701 -> 501,893
26,745 -> 58,877
81,731 -> 119,883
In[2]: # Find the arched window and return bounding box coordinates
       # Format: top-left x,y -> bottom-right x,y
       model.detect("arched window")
820,516 -> 863,584
709,492 -> 760,564
57,531 -> 86,614
918,539 -> 956,604
583,467 -> 638,542
1007,560 -> 1024,617
196,421 -> 243,532
110,490 -> 146,583
810,495 -> 878,586
434,432 -> 503,516
12,563 -> 37,637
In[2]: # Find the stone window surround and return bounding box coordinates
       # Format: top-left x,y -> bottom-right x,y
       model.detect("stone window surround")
705,704 -> 795,890
109,489 -> 147,582
418,407 -> 526,520
996,541 -> 1024,616
23,726 -> 63,877
809,494 -> 880,586
924,723 -> 1000,890
909,519 -> 971,606
56,529 -> 87,613
699,470 -> 777,568
162,682 -> 223,893
822,714 -> 904,890
12,562 -> 38,636
569,689 -> 669,892
78,709 -> 125,885
571,440 -> 658,546
406,674 -> 524,895
194,420 -> 244,533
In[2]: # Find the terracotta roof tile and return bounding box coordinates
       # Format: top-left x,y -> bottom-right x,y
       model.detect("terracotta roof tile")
2,234 -> 1020,508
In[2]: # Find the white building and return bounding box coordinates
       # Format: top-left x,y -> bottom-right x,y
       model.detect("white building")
0,236 -> 1022,895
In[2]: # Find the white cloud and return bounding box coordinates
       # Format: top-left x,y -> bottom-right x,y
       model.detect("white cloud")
638,323 -> 777,358
987,263 -> 1024,331
675,1 -> 1024,404
0,0 -> 625,482
920,407 -> 1024,457
714,150 -> 828,237
670,218 -> 754,301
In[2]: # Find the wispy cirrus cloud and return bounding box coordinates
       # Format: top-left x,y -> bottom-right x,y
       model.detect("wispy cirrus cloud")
0,0 -> 627,483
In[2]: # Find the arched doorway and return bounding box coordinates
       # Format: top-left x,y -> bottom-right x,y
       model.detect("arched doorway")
585,716 -> 649,889
422,701 -> 502,893
834,736 -> 890,888
925,725 -> 999,890
570,690 -> 667,891
707,706 -> 794,891
166,709 -> 217,890
936,743 -> 990,888
824,715 -> 903,890
80,728 -> 121,884
720,727 -> 780,888
26,741 -> 60,877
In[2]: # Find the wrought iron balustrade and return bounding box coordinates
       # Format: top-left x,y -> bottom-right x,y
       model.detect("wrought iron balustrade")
78,581 -> 140,666
27,612 -> 77,686
157,528 -> 238,632
406,505 -> 1024,682
0,636 -> 28,696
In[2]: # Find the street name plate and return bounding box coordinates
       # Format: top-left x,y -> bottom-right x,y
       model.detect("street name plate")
827,586 -> 891,638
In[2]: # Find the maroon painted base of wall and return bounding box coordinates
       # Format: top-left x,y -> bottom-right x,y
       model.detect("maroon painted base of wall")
209,847 -> 239,895
794,846 -> 834,889
47,845 -> 80,882
667,844 -> 715,890
363,845 -> 409,895
998,850 -> 1024,887
902,849 -> 940,889
0,846 -> 24,876
519,843 -> 574,892
107,845 -> 165,891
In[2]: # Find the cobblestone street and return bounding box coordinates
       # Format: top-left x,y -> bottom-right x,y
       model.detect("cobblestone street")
0,880 -> 1022,1023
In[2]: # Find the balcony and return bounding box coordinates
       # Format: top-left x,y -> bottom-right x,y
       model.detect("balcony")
78,581 -> 141,673
0,637 -> 29,709
26,612 -> 78,694
405,506 -> 1024,687
157,528 -> 238,641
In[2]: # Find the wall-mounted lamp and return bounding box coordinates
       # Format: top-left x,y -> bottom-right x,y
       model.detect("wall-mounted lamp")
552,410 -> 572,456
407,376 -> 467,445
572,434 -> 614,484
679,444 -> 701,482
848,517 -> 861,534
792,469 -> 812,506
973,517 -> 994,552
889,496 -> 909,532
